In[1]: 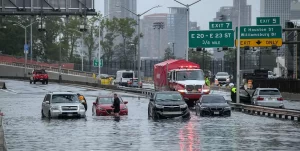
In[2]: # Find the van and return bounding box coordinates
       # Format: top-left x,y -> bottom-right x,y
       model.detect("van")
115,70 -> 135,86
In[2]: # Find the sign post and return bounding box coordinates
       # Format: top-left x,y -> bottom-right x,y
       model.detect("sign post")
24,44 -> 29,77
189,30 -> 234,48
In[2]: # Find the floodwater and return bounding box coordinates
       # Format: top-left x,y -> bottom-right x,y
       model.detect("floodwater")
1,79 -> 300,151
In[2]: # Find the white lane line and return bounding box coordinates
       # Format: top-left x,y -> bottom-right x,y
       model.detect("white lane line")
0,89 -> 18,94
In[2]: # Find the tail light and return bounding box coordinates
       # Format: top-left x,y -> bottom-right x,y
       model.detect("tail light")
128,81 -> 132,84
139,82 -> 142,85
277,97 -> 283,101
257,96 -> 264,101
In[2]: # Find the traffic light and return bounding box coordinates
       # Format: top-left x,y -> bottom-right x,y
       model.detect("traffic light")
38,23 -> 46,32
79,25 -> 87,32
244,46 -> 250,50
271,45 -> 278,50
196,47 -> 203,51
222,46 -> 228,51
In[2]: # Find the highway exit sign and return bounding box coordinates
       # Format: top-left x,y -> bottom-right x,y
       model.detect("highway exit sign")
93,59 -> 103,67
209,21 -> 232,30
189,30 -> 234,48
235,38 -> 283,47
257,17 -> 280,25
236,26 -> 282,39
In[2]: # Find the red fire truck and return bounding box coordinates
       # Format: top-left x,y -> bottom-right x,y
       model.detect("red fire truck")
153,59 -> 210,106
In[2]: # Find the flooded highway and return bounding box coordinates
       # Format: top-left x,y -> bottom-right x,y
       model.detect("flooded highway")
1,79 -> 300,151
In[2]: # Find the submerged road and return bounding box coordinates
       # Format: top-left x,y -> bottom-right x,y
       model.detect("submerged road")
0,79 -> 300,151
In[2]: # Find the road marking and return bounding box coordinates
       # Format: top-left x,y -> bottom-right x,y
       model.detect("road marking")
0,89 -> 18,94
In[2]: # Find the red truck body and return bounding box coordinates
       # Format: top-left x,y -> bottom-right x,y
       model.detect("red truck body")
153,59 -> 210,106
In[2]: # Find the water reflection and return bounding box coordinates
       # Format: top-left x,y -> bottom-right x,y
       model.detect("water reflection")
179,121 -> 200,151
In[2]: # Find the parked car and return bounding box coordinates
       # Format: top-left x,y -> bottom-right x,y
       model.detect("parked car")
92,95 -> 128,116
215,72 -> 230,86
195,94 -> 231,116
29,69 -> 49,84
251,88 -> 284,108
148,91 -> 190,119
127,78 -> 142,88
41,92 -> 86,119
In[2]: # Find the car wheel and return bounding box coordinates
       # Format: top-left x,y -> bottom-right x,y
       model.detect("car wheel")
200,111 -> 204,117
152,109 -> 159,120
34,80 -> 36,84
195,108 -> 198,116
45,80 -> 48,85
148,106 -> 151,118
182,112 -> 191,119
42,81 -> 45,84
41,110 -> 45,118
227,111 -> 231,117
30,80 -> 32,84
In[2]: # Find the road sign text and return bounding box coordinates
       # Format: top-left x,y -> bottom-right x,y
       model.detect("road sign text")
257,17 -> 280,25
209,22 -> 232,30
235,38 -> 283,47
189,30 -> 234,48
236,26 -> 282,39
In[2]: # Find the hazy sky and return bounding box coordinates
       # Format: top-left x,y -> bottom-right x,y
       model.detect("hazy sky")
94,0 -> 260,30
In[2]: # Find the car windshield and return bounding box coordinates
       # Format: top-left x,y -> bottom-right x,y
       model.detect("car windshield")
51,94 -> 79,103
216,73 -> 228,76
259,90 -> 281,95
202,96 -> 226,103
99,97 -> 113,104
156,93 -> 182,101
176,70 -> 204,81
34,70 -> 46,74
122,72 -> 134,78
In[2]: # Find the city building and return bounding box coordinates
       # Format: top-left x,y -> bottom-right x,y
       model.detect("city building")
104,0 -> 137,20
140,13 -> 168,59
190,21 -> 200,31
291,0 -> 300,19
167,7 -> 188,59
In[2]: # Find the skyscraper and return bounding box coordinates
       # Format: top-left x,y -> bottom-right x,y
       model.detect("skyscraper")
260,0 -> 293,27
104,0 -> 137,20
140,13 -> 168,59
167,7 -> 188,59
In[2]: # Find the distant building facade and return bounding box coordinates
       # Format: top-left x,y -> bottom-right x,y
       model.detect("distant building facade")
104,0 -> 137,20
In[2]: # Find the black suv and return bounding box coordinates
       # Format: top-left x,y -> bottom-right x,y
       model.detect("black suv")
148,91 -> 190,119
195,94 -> 231,116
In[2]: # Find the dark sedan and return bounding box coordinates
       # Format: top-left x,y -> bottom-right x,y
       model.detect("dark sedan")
195,95 -> 231,116
148,91 -> 190,119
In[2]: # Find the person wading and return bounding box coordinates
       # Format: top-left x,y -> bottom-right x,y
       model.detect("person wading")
112,93 -> 121,117
231,86 -> 237,103
77,93 -> 87,111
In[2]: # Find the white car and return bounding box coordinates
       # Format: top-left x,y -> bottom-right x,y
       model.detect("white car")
41,92 -> 86,118
251,88 -> 284,108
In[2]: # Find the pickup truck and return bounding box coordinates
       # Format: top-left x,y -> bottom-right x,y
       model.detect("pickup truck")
29,69 -> 49,84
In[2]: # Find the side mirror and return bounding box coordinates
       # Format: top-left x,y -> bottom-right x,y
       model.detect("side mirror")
45,101 -> 50,104
93,102 -> 97,105
124,101 -> 128,104
150,98 -> 154,102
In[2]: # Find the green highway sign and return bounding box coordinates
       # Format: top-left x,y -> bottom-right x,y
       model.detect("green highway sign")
209,21 -> 232,30
257,17 -> 280,25
236,26 -> 282,39
189,30 -> 234,48
93,59 -> 103,67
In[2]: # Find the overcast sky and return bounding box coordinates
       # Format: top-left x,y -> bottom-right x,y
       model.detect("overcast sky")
94,0 -> 260,30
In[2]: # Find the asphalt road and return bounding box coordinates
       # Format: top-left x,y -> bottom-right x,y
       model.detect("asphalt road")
0,79 -> 300,151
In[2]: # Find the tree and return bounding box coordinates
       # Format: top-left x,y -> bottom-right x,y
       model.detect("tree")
64,16 -> 82,62
163,47 -> 175,60
115,18 -> 137,62
189,50 -> 213,70
83,16 -> 99,70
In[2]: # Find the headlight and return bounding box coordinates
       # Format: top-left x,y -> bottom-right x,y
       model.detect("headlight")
224,107 -> 231,110
122,106 -> 127,110
80,105 -> 85,110
200,106 -> 208,109
180,104 -> 187,108
155,104 -> 164,109
51,106 -> 60,110
178,89 -> 186,93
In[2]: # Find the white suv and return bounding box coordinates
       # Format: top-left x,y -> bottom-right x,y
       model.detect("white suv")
41,92 -> 86,118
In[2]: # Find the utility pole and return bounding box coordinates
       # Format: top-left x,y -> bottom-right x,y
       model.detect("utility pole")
59,21 -> 62,83
174,0 -> 201,61
236,0 -> 241,104
153,22 -> 164,59
117,5 -> 161,84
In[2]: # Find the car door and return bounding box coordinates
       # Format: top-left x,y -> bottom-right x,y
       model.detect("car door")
251,90 -> 258,104
42,94 -> 47,114
43,94 -> 51,116
149,94 -> 155,114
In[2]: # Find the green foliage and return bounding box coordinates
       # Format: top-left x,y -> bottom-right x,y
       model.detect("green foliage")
189,50 -> 213,70
163,47 -> 175,60
0,14 -> 140,66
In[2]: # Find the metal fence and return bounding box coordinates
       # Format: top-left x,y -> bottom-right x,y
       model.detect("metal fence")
252,78 -> 300,93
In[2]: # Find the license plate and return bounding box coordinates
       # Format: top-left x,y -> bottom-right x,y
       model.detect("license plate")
214,112 -> 219,115
67,114 -> 73,116
40,79 -> 43,80
192,90 -> 197,92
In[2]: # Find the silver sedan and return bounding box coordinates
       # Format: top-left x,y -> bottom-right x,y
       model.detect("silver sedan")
251,88 -> 284,108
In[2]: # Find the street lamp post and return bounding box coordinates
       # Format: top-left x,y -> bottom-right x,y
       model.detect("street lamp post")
153,22 -> 164,59
117,5 -> 161,84
236,0 -> 241,104
9,20 -> 39,77
174,0 -> 201,61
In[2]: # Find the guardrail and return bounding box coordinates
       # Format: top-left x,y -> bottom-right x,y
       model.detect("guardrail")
0,61 -> 94,77
232,103 -> 300,121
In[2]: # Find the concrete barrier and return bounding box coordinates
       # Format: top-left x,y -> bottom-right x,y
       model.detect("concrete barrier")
0,82 -> 6,89
0,115 -> 7,151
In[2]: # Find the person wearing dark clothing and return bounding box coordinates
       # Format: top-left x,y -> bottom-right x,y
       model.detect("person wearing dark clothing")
112,93 -> 121,117
231,86 -> 237,103
77,93 -> 87,111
